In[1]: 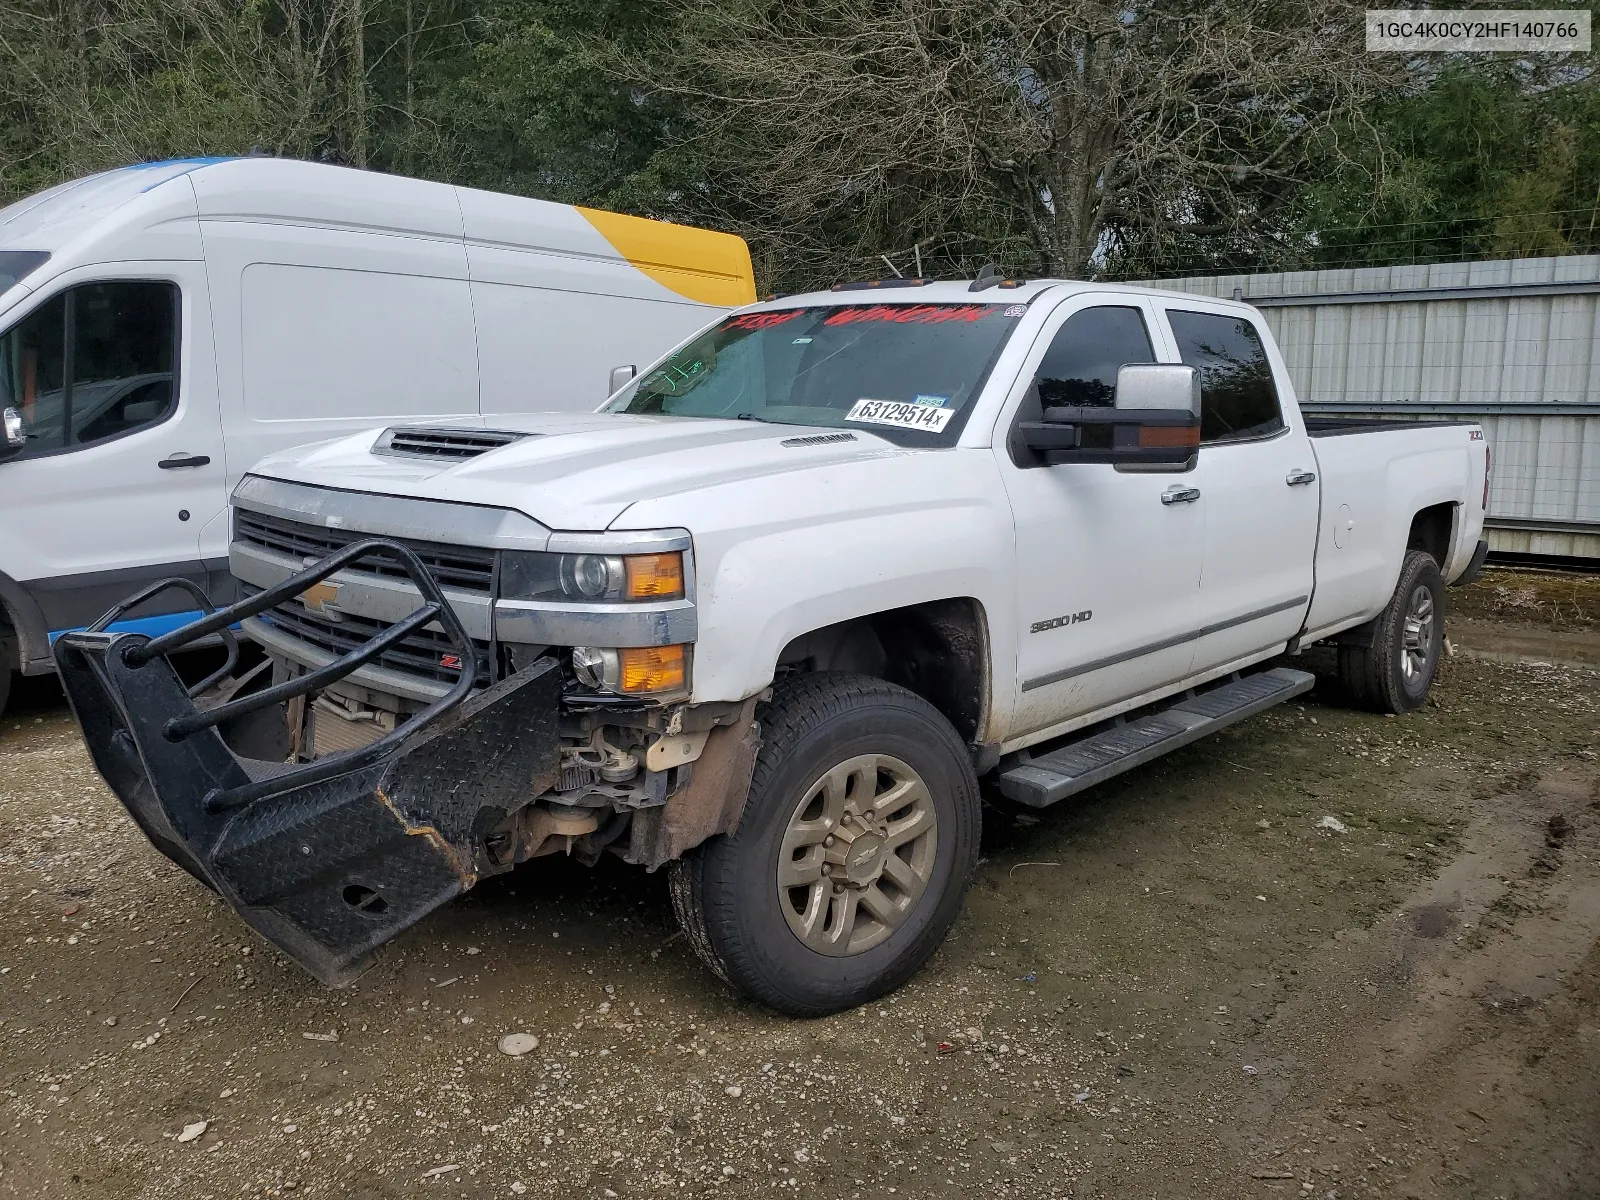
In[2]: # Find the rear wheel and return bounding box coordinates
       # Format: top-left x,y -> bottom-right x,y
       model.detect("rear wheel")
669,672 -> 981,1016
0,625 -> 14,719
1337,550 -> 1445,714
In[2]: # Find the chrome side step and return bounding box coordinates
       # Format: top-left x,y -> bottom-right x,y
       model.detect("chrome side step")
997,667 -> 1316,809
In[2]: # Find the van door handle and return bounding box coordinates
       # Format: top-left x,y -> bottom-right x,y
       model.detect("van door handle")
158,453 -> 211,470
1286,469 -> 1317,486
1161,485 -> 1201,505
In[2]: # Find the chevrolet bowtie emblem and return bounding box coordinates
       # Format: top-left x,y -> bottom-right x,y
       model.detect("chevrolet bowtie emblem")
300,580 -> 342,614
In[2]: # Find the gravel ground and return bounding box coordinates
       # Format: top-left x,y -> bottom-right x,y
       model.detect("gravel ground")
1,572 -> 1597,1199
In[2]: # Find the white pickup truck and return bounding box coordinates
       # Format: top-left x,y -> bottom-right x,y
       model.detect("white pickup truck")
56,277 -> 1489,1015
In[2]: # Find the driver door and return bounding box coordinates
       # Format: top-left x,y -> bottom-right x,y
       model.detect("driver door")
994,297 -> 1204,740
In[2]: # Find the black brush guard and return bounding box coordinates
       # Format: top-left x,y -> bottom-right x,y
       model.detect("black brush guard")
54,539 -> 561,985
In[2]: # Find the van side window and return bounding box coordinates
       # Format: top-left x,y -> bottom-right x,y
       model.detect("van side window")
0,281 -> 178,456
1034,305 -> 1155,407
1166,309 -> 1284,443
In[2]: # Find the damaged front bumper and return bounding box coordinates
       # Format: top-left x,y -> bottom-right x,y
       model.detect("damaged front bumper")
54,540 -> 561,985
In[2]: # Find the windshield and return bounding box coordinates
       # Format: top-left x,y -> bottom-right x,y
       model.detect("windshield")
608,301 -> 1028,445
0,251 -> 49,295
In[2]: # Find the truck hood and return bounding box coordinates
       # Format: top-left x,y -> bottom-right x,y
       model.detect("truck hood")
246,412 -> 910,531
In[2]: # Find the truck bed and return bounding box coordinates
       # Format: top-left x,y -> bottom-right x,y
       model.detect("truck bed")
1304,416 -> 1474,437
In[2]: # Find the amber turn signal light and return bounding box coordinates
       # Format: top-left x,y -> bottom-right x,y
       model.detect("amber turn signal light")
618,644 -> 688,694
624,552 -> 685,600
1138,424 -> 1201,448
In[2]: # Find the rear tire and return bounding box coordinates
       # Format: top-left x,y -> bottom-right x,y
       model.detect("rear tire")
669,672 -> 981,1016
0,625 -> 13,720
1337,550 -> 1445,714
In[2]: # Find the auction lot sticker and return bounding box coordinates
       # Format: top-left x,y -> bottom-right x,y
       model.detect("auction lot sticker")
846,398 -> 956,432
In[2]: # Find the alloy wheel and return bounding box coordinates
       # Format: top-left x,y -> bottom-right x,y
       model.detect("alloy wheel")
1400,584 -> 1436,682
776,753 -> 939,957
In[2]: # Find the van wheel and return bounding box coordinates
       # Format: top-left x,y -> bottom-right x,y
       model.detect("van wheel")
1337,550 -> 1445,714
0,665 -> 10,721
668,672 -> 980,1016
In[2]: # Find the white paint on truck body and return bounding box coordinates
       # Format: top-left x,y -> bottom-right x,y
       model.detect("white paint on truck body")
234,279 -> 1488,752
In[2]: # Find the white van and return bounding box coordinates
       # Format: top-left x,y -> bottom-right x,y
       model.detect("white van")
0,157 -> 755,713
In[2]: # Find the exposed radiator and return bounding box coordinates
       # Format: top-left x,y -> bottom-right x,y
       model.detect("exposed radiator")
309,697 -> 392,759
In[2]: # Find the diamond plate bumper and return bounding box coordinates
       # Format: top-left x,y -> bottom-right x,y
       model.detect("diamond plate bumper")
53,546 -> 561,986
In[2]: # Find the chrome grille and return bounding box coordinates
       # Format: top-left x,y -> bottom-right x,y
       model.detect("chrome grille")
233,509 -> 495,594
249,588 -> 491,689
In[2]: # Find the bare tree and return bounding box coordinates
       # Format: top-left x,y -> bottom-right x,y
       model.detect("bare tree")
0,0 -> 380,193
637,0 -> 1389,284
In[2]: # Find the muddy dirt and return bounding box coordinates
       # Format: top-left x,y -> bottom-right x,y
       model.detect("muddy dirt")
1,574 -> 1597,1199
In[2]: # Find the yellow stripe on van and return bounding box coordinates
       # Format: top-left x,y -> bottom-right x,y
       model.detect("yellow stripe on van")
577,207 -> 756,307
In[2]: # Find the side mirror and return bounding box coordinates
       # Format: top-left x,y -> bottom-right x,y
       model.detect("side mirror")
1019,364 -> 1200,470
1,406 -> 24,458
608,364 -> 637,396
1115,363 -> 1201,416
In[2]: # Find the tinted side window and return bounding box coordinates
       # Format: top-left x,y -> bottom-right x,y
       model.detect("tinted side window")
0,281 -> 177,455
1034,306 -> 1155,408
0,294 -> 67,453
1167,310 -> 1283,443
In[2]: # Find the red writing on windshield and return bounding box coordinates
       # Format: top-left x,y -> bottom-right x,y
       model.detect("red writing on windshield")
822,304 -> 1003,326
726,310 -> 804,331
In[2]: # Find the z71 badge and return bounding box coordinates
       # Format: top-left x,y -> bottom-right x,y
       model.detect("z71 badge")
1031,609 -> 1093,633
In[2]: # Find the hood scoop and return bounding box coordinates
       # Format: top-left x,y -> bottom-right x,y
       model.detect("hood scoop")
780,432 -> 858,448
374,426 -> 532,462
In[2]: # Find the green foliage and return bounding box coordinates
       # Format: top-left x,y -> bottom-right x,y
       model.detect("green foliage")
0,2 -> 1595,290
0,0 -> 686,214
1299,58 -> 1600,270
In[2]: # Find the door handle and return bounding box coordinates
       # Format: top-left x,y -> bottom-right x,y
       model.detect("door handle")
1286,469 -> 1317,486
1161,485 -> 1201,505
158,453 -> 211,470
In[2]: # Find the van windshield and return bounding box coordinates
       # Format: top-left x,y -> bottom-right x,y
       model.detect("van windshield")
0,251 -> 49,295
607,301 -> 1028,446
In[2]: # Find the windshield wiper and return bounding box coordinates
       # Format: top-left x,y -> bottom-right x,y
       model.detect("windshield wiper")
734,412 -> 773,423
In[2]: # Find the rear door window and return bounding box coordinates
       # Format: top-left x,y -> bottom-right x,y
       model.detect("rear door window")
0,281 -> 178,456
1166,309 -> 1284,443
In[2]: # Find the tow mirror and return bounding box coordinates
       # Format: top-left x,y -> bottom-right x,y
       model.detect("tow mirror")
1,405 -> 24,458
1018,363 -> 1200,471
608,364 -> 637,396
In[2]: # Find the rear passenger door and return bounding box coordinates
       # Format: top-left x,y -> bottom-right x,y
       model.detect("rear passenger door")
1164,305 -> 1317,671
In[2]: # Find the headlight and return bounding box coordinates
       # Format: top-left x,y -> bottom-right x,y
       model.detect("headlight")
502,551 -> 686,603
563,554 -> 624,599
572,644 -> 688,695
571,645 -> 617,688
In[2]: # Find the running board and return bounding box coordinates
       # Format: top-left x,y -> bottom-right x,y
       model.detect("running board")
997,667 -> 1316,809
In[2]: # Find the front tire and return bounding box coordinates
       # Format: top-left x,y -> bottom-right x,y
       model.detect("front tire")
1337,549 -> 1445,713
669,672 -> 981,1016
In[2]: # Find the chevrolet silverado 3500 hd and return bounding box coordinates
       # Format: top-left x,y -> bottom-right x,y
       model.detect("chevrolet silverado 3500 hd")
56,278 -> 1490,1015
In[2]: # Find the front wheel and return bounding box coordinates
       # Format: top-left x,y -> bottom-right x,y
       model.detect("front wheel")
669,672 -> 981,1016
1337,549 -> 1445,714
